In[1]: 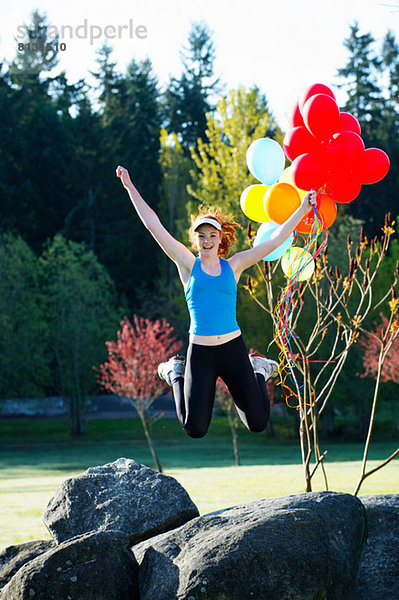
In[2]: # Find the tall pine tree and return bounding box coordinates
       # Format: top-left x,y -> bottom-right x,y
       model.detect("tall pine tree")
164,22 -> 221,150
337,23 -> 395,234
1,11 -> 73,251
92,47 -> 163,308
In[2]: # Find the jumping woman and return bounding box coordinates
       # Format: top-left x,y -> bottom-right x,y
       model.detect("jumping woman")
116,165 -> 316,438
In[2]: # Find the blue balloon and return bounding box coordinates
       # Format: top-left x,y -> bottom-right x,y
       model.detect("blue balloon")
246,138 -> 286,185
253,222 -> 294,261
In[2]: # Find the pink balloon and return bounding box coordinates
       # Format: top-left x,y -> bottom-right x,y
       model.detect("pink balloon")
291,153 -> 329,191
357,148 -> 390,184
299,83 -> 336,113
283,126 -> 324,162
338,112 -> 361,136
302,94 -> 340,141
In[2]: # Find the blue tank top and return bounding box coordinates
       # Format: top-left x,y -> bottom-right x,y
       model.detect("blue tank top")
184,257 -> 239,335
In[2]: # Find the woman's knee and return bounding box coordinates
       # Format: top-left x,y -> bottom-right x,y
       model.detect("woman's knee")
243,411 -> 268,433
248,420 -> 267,434
184,417 -> 210,438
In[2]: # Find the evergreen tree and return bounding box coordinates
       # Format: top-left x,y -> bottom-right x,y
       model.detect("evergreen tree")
164,22 -> 221,150
337,23 -> 397,235
380,30 -> 399,225
92,48 -> 163,309
0,65 -> 20,233
62,89 -> 106,254
0,12 -> 74,252
382,30 -> 399,109
337,22 -> 383,139
10,9 -> 60,84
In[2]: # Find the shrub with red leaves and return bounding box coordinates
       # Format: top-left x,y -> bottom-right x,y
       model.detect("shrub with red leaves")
97,314 -> 182,405
96,314 -> 182,472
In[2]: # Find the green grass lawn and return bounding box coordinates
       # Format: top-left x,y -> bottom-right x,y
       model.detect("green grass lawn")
0,417 -> 398,551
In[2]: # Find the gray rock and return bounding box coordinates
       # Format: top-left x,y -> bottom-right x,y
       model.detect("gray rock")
0,540 -> 55,590
0,530 -> 138,600
43,458 -> 199,544
355,494 -> 399,600
133,491 -> 366,600
135,507 -> 330,600
252,491 -> 367,600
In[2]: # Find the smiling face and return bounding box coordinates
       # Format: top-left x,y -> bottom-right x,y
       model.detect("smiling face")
194,224 -> 222,257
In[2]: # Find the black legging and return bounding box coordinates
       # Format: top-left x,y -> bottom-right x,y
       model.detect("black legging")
171,335 -> 270,438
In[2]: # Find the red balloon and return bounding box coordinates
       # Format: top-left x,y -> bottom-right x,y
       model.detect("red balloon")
338,112 -> 361,136
296,194 -> 337,233
326,131 -> 365,177
356,148 -> 390,184
283,126 -> 324,162
299,83 -> 336,113
289,102 -> 304,128
302,94 -> 340,141
291,153 -> 329,191
327,175 -> 362,204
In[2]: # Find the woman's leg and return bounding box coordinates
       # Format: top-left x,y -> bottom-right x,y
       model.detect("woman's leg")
172,343 -> 218,438
217,336 -> 270,433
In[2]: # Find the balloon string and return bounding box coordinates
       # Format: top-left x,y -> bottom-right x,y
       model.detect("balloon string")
273,195 -> 329,408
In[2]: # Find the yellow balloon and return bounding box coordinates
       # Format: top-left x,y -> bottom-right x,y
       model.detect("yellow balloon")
240,185 -> 271,222
281,247 -> 315,281
278,167 -> 307,200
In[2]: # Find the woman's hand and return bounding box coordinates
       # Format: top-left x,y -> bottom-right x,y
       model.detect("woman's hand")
116,165 -> 133,190
300,190 -> 317,213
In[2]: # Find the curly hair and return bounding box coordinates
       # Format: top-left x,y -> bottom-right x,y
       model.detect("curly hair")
189,206 -> 242,258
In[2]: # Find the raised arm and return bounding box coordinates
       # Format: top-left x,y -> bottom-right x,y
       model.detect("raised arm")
116,166 -> 195,283
229,191 -> 317,280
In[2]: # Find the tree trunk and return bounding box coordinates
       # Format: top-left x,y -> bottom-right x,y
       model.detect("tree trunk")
299,411 -> 312,492
227,413 -> 240,466
139,411 -> 163,473
70,393 -> 87,436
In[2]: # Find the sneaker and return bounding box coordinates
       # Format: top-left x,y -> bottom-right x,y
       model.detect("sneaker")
249,352 -> 279,381
157,355 -> 185,386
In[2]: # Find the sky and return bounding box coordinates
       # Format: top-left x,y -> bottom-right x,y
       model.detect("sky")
0,0 -> 398,129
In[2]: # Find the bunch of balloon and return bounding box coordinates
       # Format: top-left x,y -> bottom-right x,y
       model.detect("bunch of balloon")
242,137 -> 298,262
241,138 -> 284,223
283,82 -> 390,210
242,136 -> 316,280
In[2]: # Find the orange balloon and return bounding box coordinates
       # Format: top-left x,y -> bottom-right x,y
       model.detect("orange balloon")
296,194 -> 337,233
264,183 -> 301,224
278,167 -> 307,200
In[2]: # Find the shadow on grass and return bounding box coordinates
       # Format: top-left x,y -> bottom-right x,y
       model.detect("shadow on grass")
0,417 -> 397,474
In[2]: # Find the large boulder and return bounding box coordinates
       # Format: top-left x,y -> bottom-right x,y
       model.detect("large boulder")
0,530 -> 138,600
133,491 -> 366,600
355,494 -> 399,600
43,458 -> 199,544
0,541 -> 55,589
256,491 -> 367,600
135,507 -> 329,600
